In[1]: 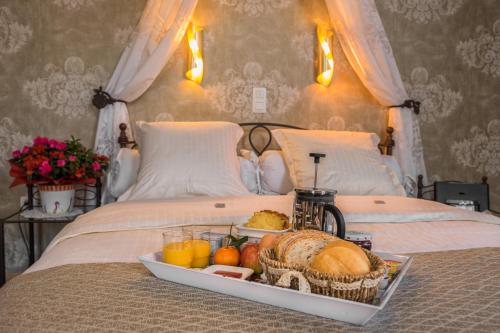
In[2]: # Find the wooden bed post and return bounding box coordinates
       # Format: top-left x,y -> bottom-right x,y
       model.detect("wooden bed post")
118,123 -> 129,148
417,175 -> 424,198
378,127 -> 395,156
482,176 -> 490,212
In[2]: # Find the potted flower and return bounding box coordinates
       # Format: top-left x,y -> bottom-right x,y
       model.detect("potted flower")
8,136 -> 109,215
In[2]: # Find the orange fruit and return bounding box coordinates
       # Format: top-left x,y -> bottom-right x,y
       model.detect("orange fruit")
213,246 -> 240,266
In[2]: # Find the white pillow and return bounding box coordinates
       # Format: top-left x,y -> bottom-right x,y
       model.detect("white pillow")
272,129 -> 406,196
109,148 -> 140,198
259,150 -> 293,195
239,149 -> 259,194
256,150 -> 405,196
109,148 -> 404,198
381,155 -> 404,186
119,121 -> 250,201
112,149 -> 260,198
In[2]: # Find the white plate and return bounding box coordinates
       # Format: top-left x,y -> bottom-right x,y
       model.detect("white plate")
236,223 -> 291,238
202,265 -> 254,280
139,251 -> 412,326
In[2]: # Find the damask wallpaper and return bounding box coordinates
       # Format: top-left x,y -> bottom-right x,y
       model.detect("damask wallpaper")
0,0 -> 498,272
376,0 -> 500,209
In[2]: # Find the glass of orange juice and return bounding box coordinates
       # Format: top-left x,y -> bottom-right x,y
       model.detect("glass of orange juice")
162,228 -> 194,268
191,227 -> 211,268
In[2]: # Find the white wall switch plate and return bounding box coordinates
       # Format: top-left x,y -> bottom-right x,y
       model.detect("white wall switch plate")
252,87 -> 267,113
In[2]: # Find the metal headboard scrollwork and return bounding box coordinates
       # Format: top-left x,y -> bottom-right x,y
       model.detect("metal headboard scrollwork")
117,122 -> 395,156
239,122 -> 304,156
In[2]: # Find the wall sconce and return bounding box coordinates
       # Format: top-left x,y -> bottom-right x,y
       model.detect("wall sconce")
186,23 -> 204,84
316,25 -> 334,87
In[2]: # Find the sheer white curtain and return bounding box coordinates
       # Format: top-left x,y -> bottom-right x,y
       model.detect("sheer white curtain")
324,0 -> 427,195
94,0 -> 198,201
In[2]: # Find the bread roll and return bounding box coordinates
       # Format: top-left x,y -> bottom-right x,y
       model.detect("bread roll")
310,245 -> 371,276
323,239 -> 370,267
309,250 -> 352,275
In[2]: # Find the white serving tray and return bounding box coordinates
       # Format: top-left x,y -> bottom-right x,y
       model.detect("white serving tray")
139,252 -> 412,326
236,224 -> 291,238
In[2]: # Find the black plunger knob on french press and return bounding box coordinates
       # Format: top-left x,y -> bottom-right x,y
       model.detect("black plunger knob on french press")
309,153 -> 326,189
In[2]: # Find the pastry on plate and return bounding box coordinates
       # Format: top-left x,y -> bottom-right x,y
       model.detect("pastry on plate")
245,210 -> 289,231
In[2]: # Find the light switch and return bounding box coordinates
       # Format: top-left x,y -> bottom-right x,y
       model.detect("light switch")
252,87 -> 267,113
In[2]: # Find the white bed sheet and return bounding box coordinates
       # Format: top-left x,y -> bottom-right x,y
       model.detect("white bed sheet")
27,195 -> 500,273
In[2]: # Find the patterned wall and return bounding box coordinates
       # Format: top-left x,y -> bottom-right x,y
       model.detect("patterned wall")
0,0 -> 498,272
376,0 -> 500,210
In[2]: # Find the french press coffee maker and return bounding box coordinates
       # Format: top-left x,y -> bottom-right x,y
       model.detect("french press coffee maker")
293,153 -> 346,238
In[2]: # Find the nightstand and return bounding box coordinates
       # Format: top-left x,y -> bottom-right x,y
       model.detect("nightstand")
0,180 -> 101,287
417,175 -> 498,214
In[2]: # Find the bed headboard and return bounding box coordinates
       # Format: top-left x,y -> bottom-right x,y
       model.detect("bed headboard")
238,122 -> 303,156
117,122 -> 395,156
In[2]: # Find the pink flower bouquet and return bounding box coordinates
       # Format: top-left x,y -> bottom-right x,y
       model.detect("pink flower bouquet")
8,136 -> 109,187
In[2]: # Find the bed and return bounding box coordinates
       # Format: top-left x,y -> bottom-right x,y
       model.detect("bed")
1,122 -> 499,332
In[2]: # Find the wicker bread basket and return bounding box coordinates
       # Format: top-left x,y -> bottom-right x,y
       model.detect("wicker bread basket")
304,249 -> 386,304
259,248 -> 305,290
259,247 -> 386,303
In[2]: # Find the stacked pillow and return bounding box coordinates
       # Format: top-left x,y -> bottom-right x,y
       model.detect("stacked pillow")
238,149 -> 260,194
272,129 -> 405,196
118,121 -> 250,201
109,148 -> 140,198
259,150 -> 294,195
111,122 -> 407,200
110,148 -> 261,199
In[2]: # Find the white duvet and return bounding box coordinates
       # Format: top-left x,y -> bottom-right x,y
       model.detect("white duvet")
27,195 -> 500,273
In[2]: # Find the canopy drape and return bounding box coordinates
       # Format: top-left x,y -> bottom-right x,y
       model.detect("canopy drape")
94,0 -> 426,200
94,0 -> 198,201
324,0 -> 427,195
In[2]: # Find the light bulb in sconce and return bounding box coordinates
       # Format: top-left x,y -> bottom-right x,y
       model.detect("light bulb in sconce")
316,25 -> 334,87
186,23 -> 204,84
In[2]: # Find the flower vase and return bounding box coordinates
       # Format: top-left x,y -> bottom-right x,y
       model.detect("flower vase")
38,184 -> 75,215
